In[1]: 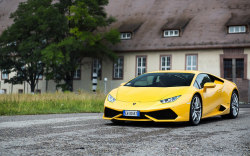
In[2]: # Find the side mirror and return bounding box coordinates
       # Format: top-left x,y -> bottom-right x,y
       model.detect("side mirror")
203,82 -> 216,91
120,82 -> 126,86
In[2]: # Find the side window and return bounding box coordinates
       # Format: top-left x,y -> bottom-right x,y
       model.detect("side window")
193,80 -> 200,89
194,74 -> 212,89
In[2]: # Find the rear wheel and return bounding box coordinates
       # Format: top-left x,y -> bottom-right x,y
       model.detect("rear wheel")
189,95 -> 202,126
222,91 -> 239,119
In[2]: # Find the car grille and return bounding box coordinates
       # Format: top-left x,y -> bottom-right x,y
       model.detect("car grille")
104,107 -> 120,118
146,109 -> 177,120
104,107 -> 177,120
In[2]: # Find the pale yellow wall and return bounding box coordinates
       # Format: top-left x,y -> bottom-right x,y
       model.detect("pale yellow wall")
0,72 -> 25,94
245,48 -> 250,79
73,57 -> 92,92
196,49 -> 223,77
0,70 -> 59,94
75,49 -> 225,93
1,48 -> 248,94
171,51 -> 185,70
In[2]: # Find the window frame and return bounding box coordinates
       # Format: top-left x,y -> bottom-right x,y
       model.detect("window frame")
193,73 -> 212,89
91,58 -> 102,80
2,89 -> 7,94
135,55 -> 147,77
120,32 -> 132,40
36,74 -> 43,80
185,54 -> 198,70
18,89 -> 24,94
1,70 -> 9,80
35,89 -> 41,94
73,66 -> 81,80
163,29 -> 180,38
227,25 -> 247,34
113,56 -> 124,80
220,49 -> 247,80
160,55 -> 172,70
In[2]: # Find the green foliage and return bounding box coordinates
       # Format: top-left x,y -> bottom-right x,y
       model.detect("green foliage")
0,0 -> 67,92
0,0 -> 120,92
0,92 -> 105,115
42,0 -> 120,91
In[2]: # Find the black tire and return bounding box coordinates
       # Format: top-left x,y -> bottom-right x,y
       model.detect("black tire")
222,91 -> 239,119
189,95 -> 202,126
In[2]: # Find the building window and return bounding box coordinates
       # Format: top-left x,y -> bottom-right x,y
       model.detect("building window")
18,89 -> 23,94
0,89 -> 6,94
224,58 -> 244,79
163,30 -> 179,37
186,55 -> 197,70
1,70 -> 9,80
113,57 -> 124,79
35,89 -> 41,94
224,59 -> 232,79
73,67 -> 81,80
236,59 -> 244,78
228,26 -> 246,34
36,74 -> 43,80
160,55 -> 171,70
120,32 -> 132,40
92,59 -> 102,80
136,56 -> 147,76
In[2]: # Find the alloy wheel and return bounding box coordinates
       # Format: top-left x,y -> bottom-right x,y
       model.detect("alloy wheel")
231,93 -> 239,117
191,96 -> 202,125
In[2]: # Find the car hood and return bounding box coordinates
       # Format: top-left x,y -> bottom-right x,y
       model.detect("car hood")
116,86 -> 189,102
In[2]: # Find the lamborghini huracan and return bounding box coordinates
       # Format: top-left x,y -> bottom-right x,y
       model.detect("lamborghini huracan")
103,70 -> 239,125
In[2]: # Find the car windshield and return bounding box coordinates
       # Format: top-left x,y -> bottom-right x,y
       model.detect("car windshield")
125,73 -> 195,87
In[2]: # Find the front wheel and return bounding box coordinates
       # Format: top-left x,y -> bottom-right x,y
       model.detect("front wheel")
222,91 -> 239,119
189,95 -> 202,126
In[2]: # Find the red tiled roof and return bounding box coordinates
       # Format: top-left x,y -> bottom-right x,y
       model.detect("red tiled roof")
0,0 -> 26,34
1,0 -> 250,51
105,0 -> 250,51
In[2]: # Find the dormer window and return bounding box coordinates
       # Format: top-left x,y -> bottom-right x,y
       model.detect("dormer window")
228,26 -> 246,34
163,30 -> 180,37
120,32 -> 132,40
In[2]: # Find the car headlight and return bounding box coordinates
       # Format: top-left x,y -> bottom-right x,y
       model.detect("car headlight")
160,95 -> 181,104
107,94 -> 116,103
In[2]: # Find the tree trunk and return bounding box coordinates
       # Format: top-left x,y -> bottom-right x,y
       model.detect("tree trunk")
63,78 -> 73,92
30,81 -> 36,93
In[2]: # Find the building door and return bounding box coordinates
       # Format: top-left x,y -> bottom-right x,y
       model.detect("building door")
220,48 -> 248,103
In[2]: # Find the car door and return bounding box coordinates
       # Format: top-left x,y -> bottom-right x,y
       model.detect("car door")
194,74 -> 221,116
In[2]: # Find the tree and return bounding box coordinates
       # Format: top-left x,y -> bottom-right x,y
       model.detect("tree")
42,0 -> 120,91
0,0 -> 67,93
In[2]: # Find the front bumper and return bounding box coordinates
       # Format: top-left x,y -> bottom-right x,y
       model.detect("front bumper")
103,107 -> 179,122
103,100 -> 191,122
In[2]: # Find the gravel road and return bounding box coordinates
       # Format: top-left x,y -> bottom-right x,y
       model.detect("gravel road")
0,108 -> 249,156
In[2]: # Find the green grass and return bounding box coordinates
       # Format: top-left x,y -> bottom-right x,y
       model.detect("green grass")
0,92 -> 106,115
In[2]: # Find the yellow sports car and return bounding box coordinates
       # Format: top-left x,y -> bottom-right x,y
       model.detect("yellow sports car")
103,70 -> 239,125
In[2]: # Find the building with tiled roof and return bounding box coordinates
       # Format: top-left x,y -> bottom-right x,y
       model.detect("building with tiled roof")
0,0 -> 250,103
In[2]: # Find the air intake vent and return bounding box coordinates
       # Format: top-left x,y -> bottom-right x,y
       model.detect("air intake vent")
219,105 -> 226,111
104,107 -> 120,118
146,109 -> 177,120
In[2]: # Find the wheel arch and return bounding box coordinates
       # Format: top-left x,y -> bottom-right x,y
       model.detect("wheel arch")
193,92 -> 203,115
232,88 -> 239,98
193,92 -> 202,105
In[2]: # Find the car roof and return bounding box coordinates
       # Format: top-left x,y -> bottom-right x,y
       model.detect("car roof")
147,70 -> 201,74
